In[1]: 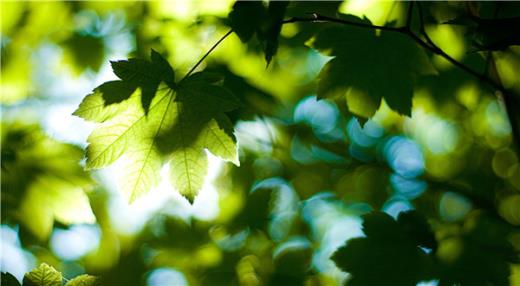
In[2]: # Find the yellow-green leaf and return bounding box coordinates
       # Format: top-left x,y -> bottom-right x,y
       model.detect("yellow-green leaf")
74,50 -> 240,203
23,264 -> 61,286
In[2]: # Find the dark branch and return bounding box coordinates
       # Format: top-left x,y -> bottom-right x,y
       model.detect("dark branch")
283,13 -> 405,33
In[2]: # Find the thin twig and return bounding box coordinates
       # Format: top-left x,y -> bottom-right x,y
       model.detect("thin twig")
417,3 -> 520,151
283,13 -> 405,33
181,29 -> 233,82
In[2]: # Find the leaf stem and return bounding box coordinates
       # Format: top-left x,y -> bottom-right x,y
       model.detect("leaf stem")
181,29 -> 233,82
283,13 -> 405,33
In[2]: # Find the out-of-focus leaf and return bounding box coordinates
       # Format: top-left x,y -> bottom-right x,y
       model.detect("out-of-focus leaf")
271,239 -> 312,285
63,33 -> 105,73
2,272 -> 21,286
74,50 -> 240,203
331,211 -> 435,285
437,213 -> 517,286
311,15 -> 435,118
231,187 -> 275,232
1,123 -> 95,240
65,274 -> 101,286
446,16 -> 520,51
22,264 -> 61,286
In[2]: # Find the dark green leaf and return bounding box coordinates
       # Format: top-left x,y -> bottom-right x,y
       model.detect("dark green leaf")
2,272 -> 21,286
63,33 -> 105,73
263,1 -> 289,66
109,49 -> 175,113
331,211 -> 435,285
228,1 -> 266,43
311,15 -> 435,117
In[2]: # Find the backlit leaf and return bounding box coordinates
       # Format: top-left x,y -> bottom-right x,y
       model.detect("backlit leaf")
22,264 -> 61,286
74,50 -> 240,203
65,274 -> 101,286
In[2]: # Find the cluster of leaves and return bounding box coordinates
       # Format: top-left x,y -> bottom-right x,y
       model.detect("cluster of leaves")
3,0 -> 520,285
2,263 -> 100,286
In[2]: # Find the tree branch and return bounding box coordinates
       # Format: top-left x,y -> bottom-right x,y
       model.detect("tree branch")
285,9 -> 520,152
283,13 -> 405,33
180,10 -> 520,151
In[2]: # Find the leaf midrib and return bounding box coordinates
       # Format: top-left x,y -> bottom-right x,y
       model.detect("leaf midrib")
87,87 -> 172,168
129,89 -> 175,199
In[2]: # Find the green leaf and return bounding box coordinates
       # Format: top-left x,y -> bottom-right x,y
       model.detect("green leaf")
22,264 -> 62,286
263,1 -> 289,66
228,1 -> 266,43
72,81 -> 137,122
65,274 -> 101,286
63,33 -> 105,73
2,272 -> 21,286
331,211 -> 435,286
311,15 -> 435,117
108,49 -> 175,113
227,0 -> 289,65
74,51 -> 240,203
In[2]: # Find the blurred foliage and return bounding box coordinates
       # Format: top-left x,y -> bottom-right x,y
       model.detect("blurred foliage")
2,1 -> 520,286
1,263 -> 100,286
1,123 -> 95,241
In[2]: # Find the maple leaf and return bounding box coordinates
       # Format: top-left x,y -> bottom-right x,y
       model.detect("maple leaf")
310,15 -> 435,118
74,50 -> 240,203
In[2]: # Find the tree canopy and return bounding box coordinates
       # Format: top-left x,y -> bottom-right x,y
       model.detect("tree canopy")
1,1 -> 520,285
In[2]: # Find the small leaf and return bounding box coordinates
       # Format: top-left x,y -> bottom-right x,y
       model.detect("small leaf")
22,264 -> 62,286
65,274 -> 101,286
